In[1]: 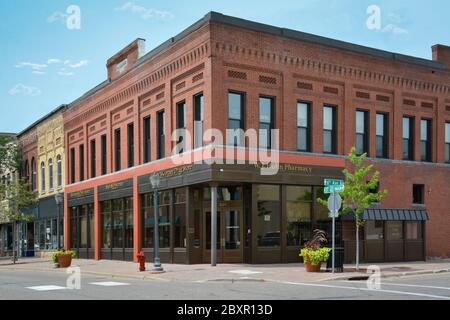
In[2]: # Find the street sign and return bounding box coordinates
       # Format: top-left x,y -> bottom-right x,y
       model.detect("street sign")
324,185 -> 345,194
324,179 -> 344,186
327,193 -> 342,214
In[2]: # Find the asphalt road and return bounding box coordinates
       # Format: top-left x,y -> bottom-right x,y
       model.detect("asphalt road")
0,269 -> 449,300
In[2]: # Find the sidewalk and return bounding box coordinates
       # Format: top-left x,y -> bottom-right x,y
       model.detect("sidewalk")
1,257 -> 449,283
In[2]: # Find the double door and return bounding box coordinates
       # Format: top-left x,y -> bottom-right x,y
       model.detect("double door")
203,207 -> 243,263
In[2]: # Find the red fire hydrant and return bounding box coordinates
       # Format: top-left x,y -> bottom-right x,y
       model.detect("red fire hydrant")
137,251 -> 145,272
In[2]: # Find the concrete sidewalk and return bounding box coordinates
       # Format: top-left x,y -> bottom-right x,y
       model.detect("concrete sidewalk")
1,257 -> 449,283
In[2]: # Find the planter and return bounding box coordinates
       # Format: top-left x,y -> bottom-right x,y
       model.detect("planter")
303,257 -> 322,272
57,254 -> 72,268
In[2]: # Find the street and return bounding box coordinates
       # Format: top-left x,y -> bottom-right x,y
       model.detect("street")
0,269 -> 449,300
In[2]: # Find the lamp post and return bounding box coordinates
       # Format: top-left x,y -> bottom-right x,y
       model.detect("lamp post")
54,192 -> 64,250
150,174 -> 163,272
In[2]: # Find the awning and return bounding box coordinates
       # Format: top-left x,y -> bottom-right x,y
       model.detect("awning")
341,208 -> 429,221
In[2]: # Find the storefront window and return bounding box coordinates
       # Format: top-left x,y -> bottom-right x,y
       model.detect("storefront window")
112,199 -> 124,248
174,188 -> 187,249
286,186 -> 312,246
80,206 -> 88,249
102,201 -> 112,249
124,197 -> 133,249
386,221 -> 403,240
142,193 -> 154,248
256,185 -> 280,247
406,222 -> 422,240
366,221 -> 384,240
51,219 -> 58,249
142,192 -> 170,249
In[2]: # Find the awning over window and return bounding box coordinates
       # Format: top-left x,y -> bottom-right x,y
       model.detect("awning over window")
341,208 -> 429,221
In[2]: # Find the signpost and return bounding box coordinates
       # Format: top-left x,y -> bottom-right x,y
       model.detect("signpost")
325,179 -> 344,273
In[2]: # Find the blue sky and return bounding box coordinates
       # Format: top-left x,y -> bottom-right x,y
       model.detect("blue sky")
1,0 -> 449,133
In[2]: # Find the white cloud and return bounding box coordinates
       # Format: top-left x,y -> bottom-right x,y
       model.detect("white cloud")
382,24 -> 408,35
32,71 -> 46,75
68,60 -> 89,68
8,84 -> 42,96
47,11 -> 68,24
58,68 -> 74,76
115,2 -> 174,20
47,58 -> 61,65
15,62 -> 48,71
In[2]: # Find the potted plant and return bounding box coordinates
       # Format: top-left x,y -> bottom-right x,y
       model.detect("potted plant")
51,250 -> 76,268
299,229 -> 331,272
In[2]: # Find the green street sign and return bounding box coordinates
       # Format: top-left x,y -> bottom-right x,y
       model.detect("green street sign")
324,179 -> 344,187
324,185 -> 345,194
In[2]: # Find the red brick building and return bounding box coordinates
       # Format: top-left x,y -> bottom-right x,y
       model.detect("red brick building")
62,12 -> 450,264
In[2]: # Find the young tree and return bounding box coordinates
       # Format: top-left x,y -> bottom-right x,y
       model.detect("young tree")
317,147 -> 388,271
0,137 -> 37,262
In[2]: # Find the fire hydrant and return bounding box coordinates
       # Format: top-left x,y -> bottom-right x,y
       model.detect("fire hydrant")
137,251 -> 145,272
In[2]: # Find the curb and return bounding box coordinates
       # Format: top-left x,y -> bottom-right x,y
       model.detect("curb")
323,268 -> 450,281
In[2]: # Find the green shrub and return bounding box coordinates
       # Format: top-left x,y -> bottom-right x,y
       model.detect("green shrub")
51,250 -> 77,264
299,247 -> 331,266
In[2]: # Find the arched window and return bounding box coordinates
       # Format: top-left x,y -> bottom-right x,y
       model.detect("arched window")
48,159 -> 54,191
41,161 -> 45,193
31,158 -> 36,191
24,160 -> 29,181
57,155 -> 62,188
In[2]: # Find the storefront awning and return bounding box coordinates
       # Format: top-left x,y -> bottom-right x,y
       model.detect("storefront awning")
342,208 -> 429,221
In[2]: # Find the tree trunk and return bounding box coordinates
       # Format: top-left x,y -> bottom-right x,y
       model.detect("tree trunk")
355,222 -> 359,271
12,221 -> 16,264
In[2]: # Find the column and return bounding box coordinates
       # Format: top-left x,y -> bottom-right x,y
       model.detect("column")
211,184 -> 218,267
133,176 -> 141,262
94,187 -> 101,260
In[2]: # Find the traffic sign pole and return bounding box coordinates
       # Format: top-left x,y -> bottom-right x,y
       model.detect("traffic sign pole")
332,193 -> 335,274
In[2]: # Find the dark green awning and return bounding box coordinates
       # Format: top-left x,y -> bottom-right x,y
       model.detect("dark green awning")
342,208 -> 429,221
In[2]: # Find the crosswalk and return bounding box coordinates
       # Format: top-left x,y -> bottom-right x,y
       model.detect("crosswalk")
26,281 -> 130,291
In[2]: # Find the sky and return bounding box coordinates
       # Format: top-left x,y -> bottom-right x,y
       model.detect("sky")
0,0 -> 449,133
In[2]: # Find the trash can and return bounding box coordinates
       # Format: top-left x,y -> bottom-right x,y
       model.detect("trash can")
326,247 -> 344,273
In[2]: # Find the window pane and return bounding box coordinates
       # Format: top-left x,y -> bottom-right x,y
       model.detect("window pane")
376,114 -> 385,136
297,103 -> 308,127
259,98 -> 272,123
376,136 -> 384,158
420,120 -> 428,141
297,127 -> 307,151
366,221 -> 384,240
323,107 -> 333,130
356,134 -> 364,155
228,93 -> 242,120
403,117 -> 410,139
446,123 -> 450,143
386,221 -> 403,240
256,185 -> 280,247
323,131 -> 332,153
286,186 -> 312,247
356,111 -> 365,134
406,222 -> 422,240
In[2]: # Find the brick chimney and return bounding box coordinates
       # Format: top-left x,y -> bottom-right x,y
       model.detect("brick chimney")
107,38 -> 146,81
432,44 -> 450,69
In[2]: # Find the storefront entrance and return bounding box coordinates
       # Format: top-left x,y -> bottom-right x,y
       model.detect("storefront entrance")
203,207 -> 244,263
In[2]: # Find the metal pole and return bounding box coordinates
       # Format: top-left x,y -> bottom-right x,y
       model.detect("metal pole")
332,192 -> 336,274
153,189 -> 163,271
57,204 -> 61,250
211,186 -> 217,267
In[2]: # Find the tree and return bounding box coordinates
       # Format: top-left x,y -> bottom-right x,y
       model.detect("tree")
0,136 -> 37,262
318,147 -> 388,271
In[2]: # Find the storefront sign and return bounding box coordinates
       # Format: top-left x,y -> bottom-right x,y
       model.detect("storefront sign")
254,163 -> 312,174
159,165 -> 193,178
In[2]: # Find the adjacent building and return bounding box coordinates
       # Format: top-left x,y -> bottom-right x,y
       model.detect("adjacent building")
11,12 -> 450,264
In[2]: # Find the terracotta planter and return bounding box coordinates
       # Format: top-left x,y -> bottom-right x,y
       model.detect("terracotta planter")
57,254 -> 72,268
304,258 -> 322,272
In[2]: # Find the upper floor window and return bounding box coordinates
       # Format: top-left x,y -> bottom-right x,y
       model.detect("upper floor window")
259,96 -> 275,149
194,94 -> 204,149
376,113 -> 388,158
79,144 -> 85,181
420,119 -> 432,162
31,158 -> 36,191
90,139 -> 96,179
101,135 -> 107,175
228,92 -> 245,147
56,155 -> 62,188
114,129 -> 121,172
157,110 -> 165,160
323,106 -> 337,154
297,102 -> 311,152
48,159 -> 54,191
143,117 -> 151,163
40,161 -> 45,193
176,101 -> 186,153
413,184 -> 424,205
402,116 -> 414,160
445,122 -> 450,163
70,148 -> 75,184
356,110 -> 369,156
127,123 -> 134,168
